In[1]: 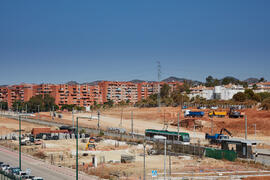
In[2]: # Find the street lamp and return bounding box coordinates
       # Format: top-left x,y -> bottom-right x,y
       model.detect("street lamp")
143,140 -> 146,180
154,135 -> 167,180
75,116 -> 92,180
17,113 -> 31,170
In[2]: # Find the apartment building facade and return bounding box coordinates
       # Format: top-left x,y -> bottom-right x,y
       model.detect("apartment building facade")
0,84 -> 34,108
0,81 -> 183,109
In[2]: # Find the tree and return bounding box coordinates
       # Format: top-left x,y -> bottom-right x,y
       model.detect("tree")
27,94 -> 59,112
171,89 -> 189,106
12,100 -> 25,112
61,104 -> 75,111
259,77 -> 265,82
221,77 -> 240,85
106,100 -> 114,108
256,92 -> 270,102
160,84 -> 170,98
242,82 -> 248,88
244,89 -> 260,101
0,102 -> 8,110
233,92 -> 246,102
205,76 -> 220,87
252,84 -> 258,90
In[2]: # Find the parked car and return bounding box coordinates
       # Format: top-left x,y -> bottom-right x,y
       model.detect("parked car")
32,177 -> 44,180
9,167 -> 20,175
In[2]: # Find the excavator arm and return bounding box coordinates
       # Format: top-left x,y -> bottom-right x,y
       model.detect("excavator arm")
220,128 -> 232,137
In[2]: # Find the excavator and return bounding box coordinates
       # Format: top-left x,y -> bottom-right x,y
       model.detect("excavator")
205,128 -> 233,144
85,137 -> 96,151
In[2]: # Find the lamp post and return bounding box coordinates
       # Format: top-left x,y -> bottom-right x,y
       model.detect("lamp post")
19,115 -> 22,170
143,140 -> 146,180
75,116 -> 92,180
18,114 -> 31,170
154,135 -> 167,180
76,117 -> 79,180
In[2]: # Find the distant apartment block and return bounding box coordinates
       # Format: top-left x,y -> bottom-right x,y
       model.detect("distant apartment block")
0,81 -> 183,108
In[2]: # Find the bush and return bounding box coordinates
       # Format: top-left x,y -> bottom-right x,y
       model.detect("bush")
233,92 -> 246,102
33,151 -> 47,159
260,97 -> 270,110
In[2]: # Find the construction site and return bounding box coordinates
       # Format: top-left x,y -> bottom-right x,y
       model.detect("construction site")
0,106 -> 270,180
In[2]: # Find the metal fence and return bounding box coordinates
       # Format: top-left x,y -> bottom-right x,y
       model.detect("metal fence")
0,169 -> 20,180
205,148 -> 237,161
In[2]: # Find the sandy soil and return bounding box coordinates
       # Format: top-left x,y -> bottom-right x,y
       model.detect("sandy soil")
0,115 -> 49,135
33,107 -> 270,144
2,137 -> 268,180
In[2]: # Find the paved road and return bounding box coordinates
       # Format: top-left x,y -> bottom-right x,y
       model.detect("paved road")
0,146 -> 97,180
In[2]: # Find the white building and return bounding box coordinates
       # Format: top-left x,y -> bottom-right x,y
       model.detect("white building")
189,84 -> 245,100
252,82 -> 270,93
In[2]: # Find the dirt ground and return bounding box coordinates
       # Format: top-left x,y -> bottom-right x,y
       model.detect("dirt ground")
2,137 -> 269,180
1,109 -> 270,179
0,115 -> 49,135
30,107 -> 270,143
101,107 -> 270,142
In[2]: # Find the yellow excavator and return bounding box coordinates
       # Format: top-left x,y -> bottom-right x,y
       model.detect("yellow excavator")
85,137 -> 96,150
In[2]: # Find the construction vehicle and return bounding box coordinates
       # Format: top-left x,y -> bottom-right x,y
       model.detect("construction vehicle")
184,110 -> 204,117
20,135 -> 34,146
208,111 -> 227,118
85,137 -> 96,150
229,107 -> 244,118
205,128 -> 232,144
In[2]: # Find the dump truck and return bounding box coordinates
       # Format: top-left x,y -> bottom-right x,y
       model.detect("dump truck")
184,110 -> 204,117
208,111 -> 227,118
205,128 -> 232,144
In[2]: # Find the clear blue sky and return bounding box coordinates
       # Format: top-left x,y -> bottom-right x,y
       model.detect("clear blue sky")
0,0 -> 269,85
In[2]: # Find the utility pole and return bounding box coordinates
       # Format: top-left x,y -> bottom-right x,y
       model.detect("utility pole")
131,111 -> 134,138
120,108 -> 123,128
177,112 -> 180,141
52,105 -> 55,120
37,105 -> 40,113
25,104 -> 27,113
19,115 -> 22,170
157,61 -> 161,112
164,138 -> 166,180
72,108 -> 74,129
97,110 -> 100,131
76,117 -> 79,180
143,141 -> 146,180
169,152 -> 171,180
163,111 -> 165,129
254,124 -> 256,141
245,115 -> 247,140
211,118 -> 213,135
254,124 -> 257,153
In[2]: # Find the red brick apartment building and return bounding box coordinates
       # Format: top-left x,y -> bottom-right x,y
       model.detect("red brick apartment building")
0,81 -> 183,108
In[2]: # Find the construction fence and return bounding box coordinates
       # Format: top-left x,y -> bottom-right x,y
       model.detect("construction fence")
155,142 -> 237,162
204,148 -> 237,161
